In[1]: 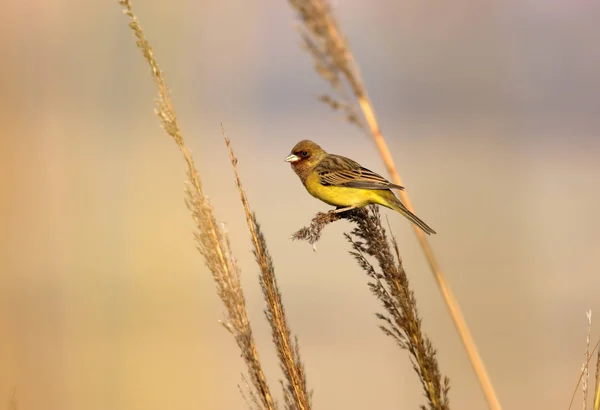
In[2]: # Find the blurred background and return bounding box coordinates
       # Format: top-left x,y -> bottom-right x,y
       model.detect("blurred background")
1,0 -> 600,409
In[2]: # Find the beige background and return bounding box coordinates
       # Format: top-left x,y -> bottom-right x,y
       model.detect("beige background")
1,0 -> 600,409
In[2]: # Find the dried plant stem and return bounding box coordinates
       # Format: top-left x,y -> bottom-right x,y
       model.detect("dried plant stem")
594,349 -> 600,410
595,310 -> 600,410
223,127 -> 311,410
583,310 -> 593,409
288,1 -> 500,408
119,2 -> 276,409
361,94 -> 500,410
570,339 -> 600,410
292,207 -> 450,409
345,206 -> 450,409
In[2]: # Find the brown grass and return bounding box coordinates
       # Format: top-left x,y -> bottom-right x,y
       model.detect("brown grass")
567,310 -> 600,410
569,337 -> 600,410
584,311 -> 593,408
293,207 -> 450,409
291,210 -> 345,245
223,127 -> 311,410
286,0 -> 501,409
118,2 -> 278,408
594,347 -> 600,410
347,209 -> 450,410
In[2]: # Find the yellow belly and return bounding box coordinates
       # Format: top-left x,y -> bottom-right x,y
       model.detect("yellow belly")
304,172 -> 390,208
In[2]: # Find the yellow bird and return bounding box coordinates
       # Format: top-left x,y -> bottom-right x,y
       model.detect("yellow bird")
285,140 -> 436,235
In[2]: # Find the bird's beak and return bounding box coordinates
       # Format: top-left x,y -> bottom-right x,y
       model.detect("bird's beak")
285,154 -> 300,163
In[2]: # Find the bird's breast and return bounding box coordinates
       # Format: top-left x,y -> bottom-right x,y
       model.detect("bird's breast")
304,171 -> 378,207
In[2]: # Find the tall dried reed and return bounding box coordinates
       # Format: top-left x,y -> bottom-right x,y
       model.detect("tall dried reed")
584,311 -> 593,409
590,311 -> 600,410
293,207 -> 450,409
223,127 -> 311,410
592,350 -> 600,410
576,339 -> 600,410
119,2 -> 278,408
286,0 -> 501,409
349,207 -> 451,409
568,311 -> 600,410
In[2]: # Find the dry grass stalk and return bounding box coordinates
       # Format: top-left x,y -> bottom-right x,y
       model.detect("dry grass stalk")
291,210 -> 344,245
223,128 -> 312,410
239,374 -> 264,410
586,308 -> 600,410
287,1 -> 501,408
295,206 -> 450,409
583,310 -> 593,409
570,339 -> 600,410
594,347 -> 600,410
119,2 -> 276,409
289,0 -> 364,129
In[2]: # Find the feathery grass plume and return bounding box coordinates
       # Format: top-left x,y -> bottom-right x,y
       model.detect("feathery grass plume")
298,205 -> 450,409
118,2 -> 276,409
223,128 -> 312,410
291,210 -> 344,245
239,374 -> 264,410
570,338 -> 600,410
594,348 -> 600,410
289,0 -> 365,129
595,344 -> 600,410
286,1 -> 501,408
293,207 -> 450,409
583,310 -> 593,409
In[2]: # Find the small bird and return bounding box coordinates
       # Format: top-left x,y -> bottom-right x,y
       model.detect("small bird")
285,140 -> 436,235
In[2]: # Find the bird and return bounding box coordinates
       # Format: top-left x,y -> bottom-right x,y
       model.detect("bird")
285,139 -> 436,235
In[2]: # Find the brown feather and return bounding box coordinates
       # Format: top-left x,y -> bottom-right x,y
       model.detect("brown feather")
315,154 -> 405,190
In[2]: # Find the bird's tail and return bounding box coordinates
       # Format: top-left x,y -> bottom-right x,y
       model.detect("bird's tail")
387,196 -> 437,235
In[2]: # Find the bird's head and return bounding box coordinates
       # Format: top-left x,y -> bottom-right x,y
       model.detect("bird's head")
285,140 -> 327,169
285,140 -> 327,177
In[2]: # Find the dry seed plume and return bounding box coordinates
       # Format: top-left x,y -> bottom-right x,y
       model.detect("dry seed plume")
289,0 -> 365,129
291,210 -> 347,245
570,338 -> 600,410
595,344 -> 600,410
224,128 -> 312,410
294,207 -> 450,410
583,310 -> 593,410
119,2 -> 276,408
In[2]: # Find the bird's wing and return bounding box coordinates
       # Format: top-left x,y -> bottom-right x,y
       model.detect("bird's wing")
315,154 -> 405,190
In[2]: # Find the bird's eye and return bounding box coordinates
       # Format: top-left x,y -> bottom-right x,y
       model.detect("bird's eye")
301,151 -> 308,157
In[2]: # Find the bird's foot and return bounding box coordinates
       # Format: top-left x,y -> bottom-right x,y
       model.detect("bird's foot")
330,206 -> 356,214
